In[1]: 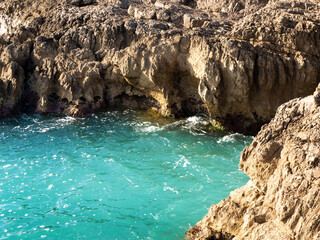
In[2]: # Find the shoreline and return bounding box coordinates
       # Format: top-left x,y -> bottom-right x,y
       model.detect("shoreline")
0,0 -> 320,239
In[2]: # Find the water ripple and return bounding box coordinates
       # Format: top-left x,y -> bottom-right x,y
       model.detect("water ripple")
0,110 -> 252,240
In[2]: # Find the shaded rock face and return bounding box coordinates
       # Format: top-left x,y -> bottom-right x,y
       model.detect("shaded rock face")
0,0 -> 320,133
186,85 -> 320,239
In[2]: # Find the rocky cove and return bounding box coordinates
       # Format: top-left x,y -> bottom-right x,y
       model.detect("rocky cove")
0,0 -> 320,239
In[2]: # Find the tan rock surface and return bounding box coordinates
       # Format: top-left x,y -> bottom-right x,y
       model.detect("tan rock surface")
0,0 -> 319,133
187,84 -> 320,239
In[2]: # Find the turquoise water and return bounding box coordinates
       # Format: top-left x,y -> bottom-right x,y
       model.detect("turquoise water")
0,109 -> 251,240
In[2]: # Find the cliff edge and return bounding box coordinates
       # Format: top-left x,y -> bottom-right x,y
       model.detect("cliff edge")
186,84 -> 320,239
0,0 -> 320,133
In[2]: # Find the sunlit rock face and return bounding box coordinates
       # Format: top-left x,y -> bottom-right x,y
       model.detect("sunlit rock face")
187,85 -> 320,240
0,0 -> 319,133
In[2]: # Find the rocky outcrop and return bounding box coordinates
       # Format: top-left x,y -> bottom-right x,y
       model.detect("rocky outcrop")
0,0 -> 320,133
186,84 -> 320,239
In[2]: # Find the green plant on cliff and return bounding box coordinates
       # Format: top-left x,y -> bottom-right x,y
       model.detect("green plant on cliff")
211,119 -> 227,131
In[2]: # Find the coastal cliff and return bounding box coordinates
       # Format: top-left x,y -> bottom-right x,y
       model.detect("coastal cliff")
1,0 -> 320,239
0,0 -> 319,133
186,85 -> 320,239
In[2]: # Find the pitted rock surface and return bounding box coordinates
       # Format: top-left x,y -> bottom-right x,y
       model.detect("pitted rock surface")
0,0 -> 319,133
187,84 -> 320,239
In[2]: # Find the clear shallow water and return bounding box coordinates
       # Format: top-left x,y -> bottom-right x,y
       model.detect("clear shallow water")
0,109 -> 252,240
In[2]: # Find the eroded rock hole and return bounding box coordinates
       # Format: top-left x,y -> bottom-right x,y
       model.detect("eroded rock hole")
61,98 -> 69,104
79,96 -> 87,103
94,96 -> 101,103
48,93 -> 59,102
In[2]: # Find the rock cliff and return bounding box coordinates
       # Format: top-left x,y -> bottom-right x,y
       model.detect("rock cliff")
186,85 -> 320,239
0,0 -> 320,133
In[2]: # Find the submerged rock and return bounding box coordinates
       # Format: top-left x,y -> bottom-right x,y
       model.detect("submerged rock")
186,84 -> 320,239
0,0 -> 319,133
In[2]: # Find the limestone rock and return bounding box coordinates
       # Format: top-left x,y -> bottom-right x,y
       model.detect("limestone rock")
187,84 -> 320,239
0,0 -> 319,133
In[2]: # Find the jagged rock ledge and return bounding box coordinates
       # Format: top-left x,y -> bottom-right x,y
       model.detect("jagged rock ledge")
186,84 -> 320,239
0,0 -> 319,133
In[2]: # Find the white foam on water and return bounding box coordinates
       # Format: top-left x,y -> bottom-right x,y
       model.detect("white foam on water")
186,116 -> 201,123
185,115 -> 210,125
140,125 -> 162,133
134,120 -> 163,133
38,127 -> 51,133
182,159 -> 190,168
172,155 -> 191,169
1,164 -> 11,169
56,116 -> 76,124
217,133 -> 244,143
163,186 -> 179,194
150,213 -> 159,220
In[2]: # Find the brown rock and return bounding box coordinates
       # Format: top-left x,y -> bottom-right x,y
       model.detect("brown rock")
0,0 -> 319,133
187,84 -> 320,239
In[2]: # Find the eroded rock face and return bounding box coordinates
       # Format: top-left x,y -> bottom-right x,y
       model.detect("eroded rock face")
186,84 -> 320,239
0,0 -> 319,133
